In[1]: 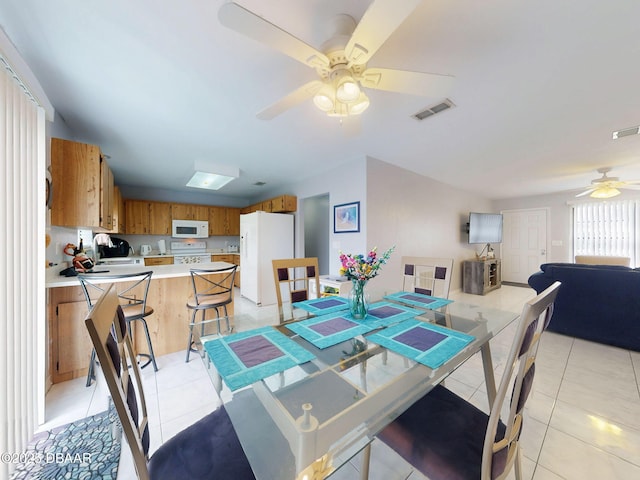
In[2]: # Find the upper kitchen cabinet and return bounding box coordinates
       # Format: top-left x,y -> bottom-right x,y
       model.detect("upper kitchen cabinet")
171,203 -> 209,221
107,186 -> 125,234
51,138 -> 115,229
271,195 -> 297,213
125,200 -> 171,235
209,206 -> 240,236
240,194 -> 297,215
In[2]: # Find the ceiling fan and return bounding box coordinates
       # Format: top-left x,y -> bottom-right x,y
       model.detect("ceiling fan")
218,0 -> 454,119
575,167 -> 640,198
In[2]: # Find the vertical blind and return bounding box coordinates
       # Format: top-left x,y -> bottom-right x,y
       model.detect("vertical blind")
1,56 -> 46,479
573,200 -> 638,266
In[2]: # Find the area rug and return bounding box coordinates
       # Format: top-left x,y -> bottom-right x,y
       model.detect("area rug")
10,406 -> 121,480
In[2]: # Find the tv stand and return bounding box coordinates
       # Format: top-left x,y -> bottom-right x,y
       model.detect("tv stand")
463,258 -> 501,295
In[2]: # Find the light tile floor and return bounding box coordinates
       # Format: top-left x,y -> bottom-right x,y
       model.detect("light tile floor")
42,285 -> 640,479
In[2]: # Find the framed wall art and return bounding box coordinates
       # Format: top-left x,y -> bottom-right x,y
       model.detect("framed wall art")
334,201 -> 360,233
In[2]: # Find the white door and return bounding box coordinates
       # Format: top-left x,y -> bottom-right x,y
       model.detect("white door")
501,209 -> 548,284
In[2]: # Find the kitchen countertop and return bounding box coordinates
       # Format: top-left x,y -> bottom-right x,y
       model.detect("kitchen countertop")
139,251 -> 240,259
46,261 -> 236,288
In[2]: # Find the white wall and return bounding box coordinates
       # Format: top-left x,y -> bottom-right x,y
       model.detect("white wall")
365,157 -> 493,299
268,156 -> 494,299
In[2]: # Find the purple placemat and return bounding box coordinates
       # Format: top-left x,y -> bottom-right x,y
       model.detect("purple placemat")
229,336 -> 285,368
309,317 -> 358,336
393,326 -> 447,351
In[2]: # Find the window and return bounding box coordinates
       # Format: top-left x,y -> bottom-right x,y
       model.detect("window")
572,200 -> 639,266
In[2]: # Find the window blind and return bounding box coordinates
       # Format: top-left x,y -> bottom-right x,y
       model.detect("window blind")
573,200 -> 638,266
0,54 -> 46,479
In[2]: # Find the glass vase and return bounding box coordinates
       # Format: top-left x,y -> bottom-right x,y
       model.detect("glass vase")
348,279 -> 369,319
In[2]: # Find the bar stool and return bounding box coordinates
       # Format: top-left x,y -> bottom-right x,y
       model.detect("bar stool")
78,271 -> 158,386
185,265 -> 237,362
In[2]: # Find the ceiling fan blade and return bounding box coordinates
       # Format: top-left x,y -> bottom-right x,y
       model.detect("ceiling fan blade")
621,184 -> 640,190
256,81 -> 323,120
575,188 -> 596,197
345,0 -> 422,65
218,2 -> 329,69
360,67 -> 454,97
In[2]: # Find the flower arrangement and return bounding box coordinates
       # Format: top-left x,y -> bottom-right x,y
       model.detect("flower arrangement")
339,245 -> 395,281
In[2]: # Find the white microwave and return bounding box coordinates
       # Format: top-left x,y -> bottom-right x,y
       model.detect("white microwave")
172,219 -> 209,238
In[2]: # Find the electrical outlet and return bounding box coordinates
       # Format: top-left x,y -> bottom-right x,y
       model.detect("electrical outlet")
77,229 -> 93,249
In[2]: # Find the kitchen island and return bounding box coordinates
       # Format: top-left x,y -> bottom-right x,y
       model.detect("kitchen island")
46,261 -> 236,384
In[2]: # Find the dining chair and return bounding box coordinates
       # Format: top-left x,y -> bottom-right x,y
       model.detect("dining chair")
84,284 -> 255,480
377,281 -> 561,480
272,257 -> 320,322
78,270 -> 158,387
185,265 -> 237,362
401,256 -> 454,299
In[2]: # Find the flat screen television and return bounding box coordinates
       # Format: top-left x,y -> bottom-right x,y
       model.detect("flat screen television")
468,212 -> 503,244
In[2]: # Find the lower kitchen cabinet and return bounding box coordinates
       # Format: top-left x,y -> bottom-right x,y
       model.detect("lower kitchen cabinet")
48,272 -> 235,384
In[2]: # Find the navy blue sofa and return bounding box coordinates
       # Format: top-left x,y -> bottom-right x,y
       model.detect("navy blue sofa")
528,263 -> 640,352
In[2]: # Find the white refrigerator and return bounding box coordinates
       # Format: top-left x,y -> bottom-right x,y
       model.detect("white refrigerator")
240,211 -> 294,306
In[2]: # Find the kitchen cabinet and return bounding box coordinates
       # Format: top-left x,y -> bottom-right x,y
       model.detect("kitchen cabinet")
125,200 -> 171,235
271,195 -> 297,213
213,254 -> 241,287
108,186 -> 125,234
144,256 -> 173,266
172,203 -> 209,221
51,137 -> 115,229
209,206 -> 241,236
240,194 -> 297,215
149,201 -> 172,235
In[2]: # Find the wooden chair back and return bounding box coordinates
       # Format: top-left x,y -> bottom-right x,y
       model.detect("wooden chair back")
272,258 -> 320,321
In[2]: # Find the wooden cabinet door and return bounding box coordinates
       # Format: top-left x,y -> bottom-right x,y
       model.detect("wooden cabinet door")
144,257 -> 174,266
110,186 -> 125,233
227,207 -> 240,235
55,301 -> 92,383
125,200 -> 150,234
100,157 -> 114,230
209,206 -> 226,235
172,203 -> 209,221
51,138 -> 102,227
149,202 -> 172,235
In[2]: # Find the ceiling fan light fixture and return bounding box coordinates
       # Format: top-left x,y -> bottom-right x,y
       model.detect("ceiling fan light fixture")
313,83 -> 335,111
349,92 -> 370,115
590,186 -> 621,199
336,75 -> 360,103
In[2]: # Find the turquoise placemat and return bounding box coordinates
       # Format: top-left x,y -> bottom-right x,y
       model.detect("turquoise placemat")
203,326 -> 315,391
366,319 -> 474,369
355,302 -> 423,329
293,296 -> 350,315
384,291 -> 453,310
286,312 -> 376,349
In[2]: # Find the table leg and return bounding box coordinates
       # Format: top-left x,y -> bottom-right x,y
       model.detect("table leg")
360,443 -> 371,480
480,343 -> 497,409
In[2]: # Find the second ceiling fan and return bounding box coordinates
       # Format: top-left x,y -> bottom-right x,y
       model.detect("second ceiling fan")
218,0 -> 454,119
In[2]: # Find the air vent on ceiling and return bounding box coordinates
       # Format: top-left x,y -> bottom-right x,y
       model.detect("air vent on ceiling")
412,98 -> 455,121
253,181 -> 266,186
612,125 -> 640,139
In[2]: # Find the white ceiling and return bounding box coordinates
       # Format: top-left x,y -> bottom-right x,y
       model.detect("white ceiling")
2,0 -> 640,200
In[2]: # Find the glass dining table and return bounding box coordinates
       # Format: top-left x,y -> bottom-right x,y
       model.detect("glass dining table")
191,293 -> 519,480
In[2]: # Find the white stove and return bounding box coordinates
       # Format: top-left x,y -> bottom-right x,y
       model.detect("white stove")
170,241 -> 211,264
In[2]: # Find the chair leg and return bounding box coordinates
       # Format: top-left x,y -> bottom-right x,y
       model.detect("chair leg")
186,309 -> 198,363
130,318 -> 158,372
86,348 -> 97,387
514,445 -> 523,480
